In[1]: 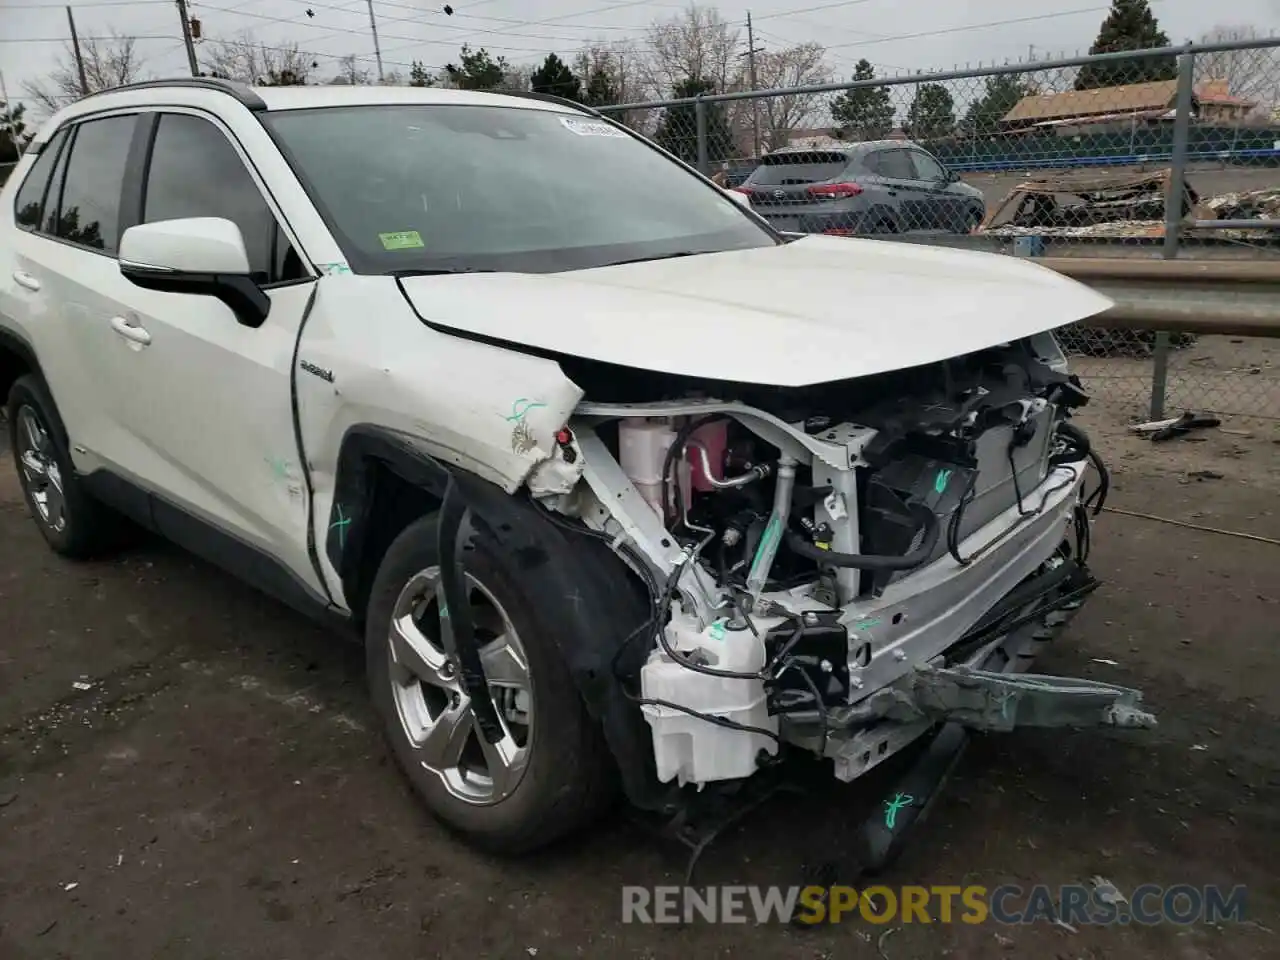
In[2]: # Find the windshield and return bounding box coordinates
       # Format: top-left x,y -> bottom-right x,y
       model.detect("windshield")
746,151 -> 851,186
262,104 -> 776,274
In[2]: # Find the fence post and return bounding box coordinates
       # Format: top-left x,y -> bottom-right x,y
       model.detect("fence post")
1150,49 -> 1197,420
695,95 -> 709,176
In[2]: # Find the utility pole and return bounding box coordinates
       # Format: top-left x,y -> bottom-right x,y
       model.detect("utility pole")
366,0 -> 385,83
175,0 -> 199,76
65,6 -> 89,96
744,12 -> 764,158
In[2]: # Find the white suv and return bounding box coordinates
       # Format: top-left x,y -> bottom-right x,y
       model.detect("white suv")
0,79 -> 1147,860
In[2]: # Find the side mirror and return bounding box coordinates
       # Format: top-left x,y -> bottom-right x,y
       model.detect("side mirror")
119,217 -> 270,328
725,187 -> 753,210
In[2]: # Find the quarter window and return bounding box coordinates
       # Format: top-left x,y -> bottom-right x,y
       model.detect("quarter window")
13,128 -> 68,231
143,113 -> 302,284
53,114 -> 137,254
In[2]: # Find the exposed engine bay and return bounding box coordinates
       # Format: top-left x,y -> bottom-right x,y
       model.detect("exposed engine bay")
518,330 -> 1151,800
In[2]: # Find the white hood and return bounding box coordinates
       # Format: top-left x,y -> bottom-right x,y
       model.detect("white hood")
398,235 -> 1112,388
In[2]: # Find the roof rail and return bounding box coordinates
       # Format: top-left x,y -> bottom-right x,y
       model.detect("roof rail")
500,90 -> 603,118
78,77 -> 267,111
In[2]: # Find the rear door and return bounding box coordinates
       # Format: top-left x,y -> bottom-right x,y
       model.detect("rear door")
5,112 -> 149,492
740,151 -> 851,232
872,147 -> 938,231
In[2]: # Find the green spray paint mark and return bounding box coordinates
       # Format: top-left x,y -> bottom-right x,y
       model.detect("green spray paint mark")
438,601 -> 449,620
883,792 -> 914,830
329,504 -> 351,549
708,620 -> 727,641
934,468 -> 953,494
265,456 -> 290,481
504,398 -> 547,423
856,617 -> 883,628
747,514 -> 782,584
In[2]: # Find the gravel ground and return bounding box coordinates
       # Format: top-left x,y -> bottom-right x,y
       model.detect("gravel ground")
1,422 -> 1278,959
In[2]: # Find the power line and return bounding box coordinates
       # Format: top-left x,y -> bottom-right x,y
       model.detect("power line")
3,0 -> 171,7
824,4 -> 1155,51
0,34 -> 179,43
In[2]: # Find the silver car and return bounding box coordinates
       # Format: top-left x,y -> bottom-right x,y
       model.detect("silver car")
737,139 -> 987,236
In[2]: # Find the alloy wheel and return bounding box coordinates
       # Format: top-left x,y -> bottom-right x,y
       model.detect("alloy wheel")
387,566 -> 532,805
16,405 -> 66,534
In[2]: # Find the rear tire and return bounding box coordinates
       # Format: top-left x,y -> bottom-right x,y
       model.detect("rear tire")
6,374 -> 127,559
364,511 -> 617,854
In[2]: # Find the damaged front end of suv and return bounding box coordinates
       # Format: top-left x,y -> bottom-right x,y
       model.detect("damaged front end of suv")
421,314 -> 1154,868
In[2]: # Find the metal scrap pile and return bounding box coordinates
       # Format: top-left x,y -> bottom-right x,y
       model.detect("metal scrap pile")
1195,186 -> 1280,239
978,168 -> 1194,238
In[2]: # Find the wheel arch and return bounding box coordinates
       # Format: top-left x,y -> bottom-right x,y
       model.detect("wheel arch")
329,424 -> 675,813
0,327 -> 39,408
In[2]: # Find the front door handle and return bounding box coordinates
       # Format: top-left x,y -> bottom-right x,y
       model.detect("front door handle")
12,270 -> 40,292
109,315 -> 152,346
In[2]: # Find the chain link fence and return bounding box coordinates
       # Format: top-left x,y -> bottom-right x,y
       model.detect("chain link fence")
598,39 -> 1280,428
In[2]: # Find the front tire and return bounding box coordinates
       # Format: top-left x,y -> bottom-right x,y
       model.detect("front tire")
6,374 -> 123,558
365,511 -> 616,854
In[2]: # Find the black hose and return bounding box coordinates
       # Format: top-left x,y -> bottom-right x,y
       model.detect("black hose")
1084,448 -> 1110,516
784,502 -> 940,572
1049,420 -> 1092,467
437,475 -> 503,744
660,414 -> 729,528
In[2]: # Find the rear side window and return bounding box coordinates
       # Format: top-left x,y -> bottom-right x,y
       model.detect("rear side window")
866,149 -> 914,180
143,113 -> 301,285
53,114 -> 137,254
13,129 -> 68,230
748,151 -> 850,186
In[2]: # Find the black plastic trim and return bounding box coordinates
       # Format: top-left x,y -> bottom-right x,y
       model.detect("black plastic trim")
77,77 -> 268,111
79,468 -> 350,632
500,90 -> 605,117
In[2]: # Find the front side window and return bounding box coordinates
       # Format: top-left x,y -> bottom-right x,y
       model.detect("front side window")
53,114 -> 137,254
143,113 -> 301,284
263,104 -> 774,274
909,150 -> 947,182
13,128 -> 68,231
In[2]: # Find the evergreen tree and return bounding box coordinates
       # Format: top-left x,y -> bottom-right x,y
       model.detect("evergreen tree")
906,83 -> 955,139
963,74 -> 1029,132
445,45 -> 507,90
1074,0 -> 1175,90
829,59 -> 895,139
582,66 -> 618,107
409,60 -> 437,87
530,53 -> 581,101
653,78 -> 734,166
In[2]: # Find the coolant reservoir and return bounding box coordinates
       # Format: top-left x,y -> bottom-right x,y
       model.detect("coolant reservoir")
640,609 -> 778,786
618,418 -> 690,519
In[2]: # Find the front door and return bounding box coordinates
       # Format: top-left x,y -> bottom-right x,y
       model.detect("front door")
96,109 -> 322,596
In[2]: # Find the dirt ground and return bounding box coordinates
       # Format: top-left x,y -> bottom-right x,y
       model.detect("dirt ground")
2,413 -> 1278,959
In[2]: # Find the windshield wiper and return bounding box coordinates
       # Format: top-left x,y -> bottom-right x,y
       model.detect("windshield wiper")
601,251 -> 709,267
389,267 -> 501,277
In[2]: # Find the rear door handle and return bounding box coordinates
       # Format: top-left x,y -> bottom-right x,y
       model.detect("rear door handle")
12,270 -> 40,292
109,315 -> 152,346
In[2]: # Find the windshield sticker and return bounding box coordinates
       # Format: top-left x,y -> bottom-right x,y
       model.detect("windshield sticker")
379,231 -> 425,251
558,116 -> 628,138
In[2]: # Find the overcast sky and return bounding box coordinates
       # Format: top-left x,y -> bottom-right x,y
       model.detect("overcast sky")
3,0 -> 1279,107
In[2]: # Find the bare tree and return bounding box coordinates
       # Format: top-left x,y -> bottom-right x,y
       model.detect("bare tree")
498,64 -> 534,94
574,41 -> 651,129
328,54 -> 371,86
22,32 -> 146,115
641,6 -> 743,98
1195,25 -> 1280,116
203,34 -> 315,85
751,42 -> 832,152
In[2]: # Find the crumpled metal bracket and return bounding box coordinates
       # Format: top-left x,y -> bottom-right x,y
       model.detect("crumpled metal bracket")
876,665 -> 1157,732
